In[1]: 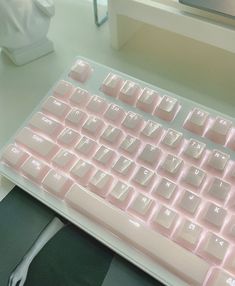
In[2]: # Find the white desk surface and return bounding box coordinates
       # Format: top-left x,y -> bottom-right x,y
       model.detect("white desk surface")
0,0 -> 234,148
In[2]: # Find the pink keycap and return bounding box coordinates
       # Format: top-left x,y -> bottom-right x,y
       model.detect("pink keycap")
108,181 -> 133,209
183,139 -> 206,161
160,154 -> 183,177
82,116 -> 105,139
93,146 -> 115,168
178,190 -> 201,215
70,159 -> 94,186
138,144 -> 161,169
152,206 -> 178,236
228,131 -> 235,151
206,117 -> 232,145
65,108 -> 87,129
100,126 -> 123,146
206,178 -> 230,203
161,129 -> 183,150
16,128 -> 58,159
154,96 -> 179,121
119,80 -> 141,105
42,169 -> 72,198
206,149 -> 230,172
175,220 -> 202,250
22,157 -> 49,183
101,73 -> 124,97
52,149 -> 76,171
119,135 -> 140,157
132,166 -> 155,191
86,95 -> 108,115
112,156 -> 135,178
199,232 -> 229,264
29,112 -> 63,138
140,121 -> 162,142
136,88 -> 159,113
104,104 -> 125,125
88,170 -> 113,197
122,112 -> 144,134
70,87 -> 91,108
152,178 -> 177,202
75,136 -> 97,157
129,194 -> 154,220
42,97 -> 70,120
69,60 -> 92,82
183,166 -> 206,189
207,269 -> 235,286
57,128 -> 80,147
184,108 -> 209,135
2,144 -> 28,168
53,80 -> 74,100
225,248 -> 235,275
202,203 -> 227,230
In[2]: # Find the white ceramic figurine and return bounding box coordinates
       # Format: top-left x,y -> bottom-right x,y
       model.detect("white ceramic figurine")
0,0 -> 55,65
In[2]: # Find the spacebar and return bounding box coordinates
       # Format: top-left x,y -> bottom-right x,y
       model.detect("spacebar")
65,184 -> 210,286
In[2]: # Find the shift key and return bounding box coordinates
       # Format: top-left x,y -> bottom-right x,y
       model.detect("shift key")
16,128 -> 58,159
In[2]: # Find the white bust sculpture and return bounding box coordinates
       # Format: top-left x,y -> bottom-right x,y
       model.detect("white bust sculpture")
0,0 -> 55,65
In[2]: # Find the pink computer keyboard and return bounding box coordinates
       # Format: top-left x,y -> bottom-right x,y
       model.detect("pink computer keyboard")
0,57 -> 235,286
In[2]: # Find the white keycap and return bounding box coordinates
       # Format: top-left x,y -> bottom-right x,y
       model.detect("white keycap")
70,87 -> 91,107
16,128 -> 57,159
22,157 -> 48,183
208,269 -> 235,286
82,117 -> 104,138
176,220 -> 202,248
57,128 -> 80,146
101,126 -> 123,146
65,108 -> 87,128
129,194 -> 153,218
155,95 -> 179,121
112,156 -> 135,177
122,112 -> 144,134
207,150 -> 230,172
152,178 -> 176,201
104,104 -> 125,125
29,112 -> 62,138
53,80 -> 74,100
65,185 -> 210,286
86,95 -> 108,115
42,97 -> 70,119
203,203 -> 227,229
75,136 -> 97,157
152,206 -> 177,233
202,233 -> 229,262
2,145 -> 28,168
42,169 -> 72,197
184,166 -> 206,188
140,121 -> 162,142
161,129 -> 183,149
207,178 -> 231,202
119,135 -> 140,156
52,149 -> 76,170
101,73 -> 124,97
184,108 -> 209,135
89,170 -> 113,197
69,60 -> 92,82
179,191 -> 201,215
138,144 -> 161,168
93,146 -> 115,167
184,139 -> 206,160
119,80 -> 141,105
136,88 -> 159,113
132,167 -> 154,190
161,154 -> 183,176
70,159 -> 94,186
206,117 -> 233,145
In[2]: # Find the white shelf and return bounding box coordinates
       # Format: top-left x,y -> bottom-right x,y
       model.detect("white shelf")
108,0 -> 235,53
